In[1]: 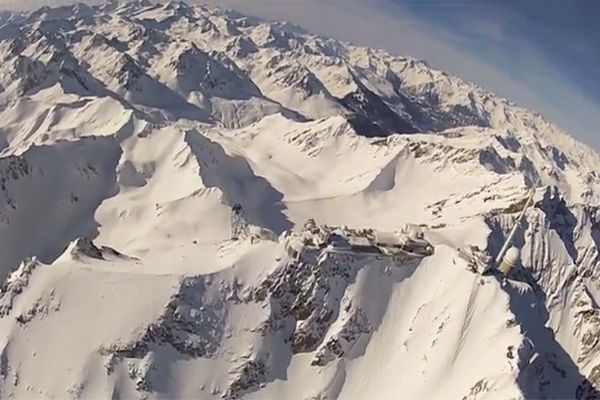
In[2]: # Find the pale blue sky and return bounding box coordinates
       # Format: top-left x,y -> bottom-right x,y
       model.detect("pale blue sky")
395,0 -> 600,147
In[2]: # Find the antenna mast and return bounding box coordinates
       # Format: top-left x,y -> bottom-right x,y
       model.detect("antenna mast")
495,180 -> 540,267
231,203 -> 249,240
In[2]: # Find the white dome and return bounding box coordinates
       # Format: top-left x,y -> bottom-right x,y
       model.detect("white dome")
303,218 -> 317,229
406,225 -> 422,241
504,247 -> 521,265
248,225 -> 262,236
498,247 -> 521,276
249,224 -> 277,241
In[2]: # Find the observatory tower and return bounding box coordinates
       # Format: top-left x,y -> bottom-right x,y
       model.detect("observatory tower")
495,182 -> 539,276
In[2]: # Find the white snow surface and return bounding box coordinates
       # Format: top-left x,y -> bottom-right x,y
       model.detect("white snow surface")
0,1 -> 599,399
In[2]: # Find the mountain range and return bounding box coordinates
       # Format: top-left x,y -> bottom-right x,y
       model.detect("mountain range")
0,1 -> 599,399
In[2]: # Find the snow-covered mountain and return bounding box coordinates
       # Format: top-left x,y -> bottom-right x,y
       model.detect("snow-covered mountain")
0,1 -> 599,399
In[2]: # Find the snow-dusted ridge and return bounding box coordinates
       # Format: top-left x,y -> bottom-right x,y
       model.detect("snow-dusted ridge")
0,1 -> 599,399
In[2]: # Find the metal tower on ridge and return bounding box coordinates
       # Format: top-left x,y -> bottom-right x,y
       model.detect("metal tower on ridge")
495,179 -> 541,275
231,203 -> 250,240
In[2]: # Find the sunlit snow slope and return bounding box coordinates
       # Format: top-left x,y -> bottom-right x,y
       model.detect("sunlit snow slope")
0,1 -> 600,399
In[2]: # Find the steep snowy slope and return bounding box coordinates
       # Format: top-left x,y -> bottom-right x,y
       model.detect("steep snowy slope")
0,1 -> 599,399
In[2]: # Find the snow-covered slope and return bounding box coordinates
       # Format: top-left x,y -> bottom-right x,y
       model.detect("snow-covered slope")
0,1 -> 599,399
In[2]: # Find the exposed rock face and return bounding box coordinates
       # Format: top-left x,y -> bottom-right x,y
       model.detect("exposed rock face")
100,275 -> 228,362
0,258 -> 40,318
312,307 -> 371,366
257,250 -> 363,354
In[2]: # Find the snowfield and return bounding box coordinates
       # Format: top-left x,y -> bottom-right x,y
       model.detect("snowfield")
0,1 -> 599,399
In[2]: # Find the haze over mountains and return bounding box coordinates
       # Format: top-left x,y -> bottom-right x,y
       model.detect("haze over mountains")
0,1 -> 599,399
